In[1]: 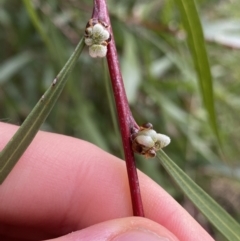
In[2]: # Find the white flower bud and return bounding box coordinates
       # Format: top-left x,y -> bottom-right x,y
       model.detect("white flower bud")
89,44 -> 107,58
155,134 -> 171,150
85,37 -> 93,46
92,24 -> 105,36
100,29 -> 110,41
84,20 -> 111,58
92,24 -> 110,43
85,27 -> 93,37
135,135 -> 155,149
131,122 -> 171,158
139,129 -> 158,141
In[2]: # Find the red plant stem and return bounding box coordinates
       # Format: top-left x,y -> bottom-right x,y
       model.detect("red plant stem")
92,0 -> 144,217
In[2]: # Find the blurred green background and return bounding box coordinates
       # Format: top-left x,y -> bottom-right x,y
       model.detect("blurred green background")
0,0 -> 240,240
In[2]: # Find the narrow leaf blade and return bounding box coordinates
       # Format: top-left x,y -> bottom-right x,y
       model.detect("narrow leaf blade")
174,0 -> 220,143
0,39 -> 85,184
157,150 -> 240,241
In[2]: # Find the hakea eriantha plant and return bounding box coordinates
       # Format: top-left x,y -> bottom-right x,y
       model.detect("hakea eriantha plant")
85,0 -> 170,217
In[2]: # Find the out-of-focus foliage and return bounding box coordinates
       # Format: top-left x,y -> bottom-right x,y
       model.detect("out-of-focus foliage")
0,0 -> 240,239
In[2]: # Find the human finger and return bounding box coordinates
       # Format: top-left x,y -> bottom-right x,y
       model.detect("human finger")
47,217 -> 179,241
0,122 -> 214,241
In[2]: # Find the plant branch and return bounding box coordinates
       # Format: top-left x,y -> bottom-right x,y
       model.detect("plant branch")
91,0 -> 144,216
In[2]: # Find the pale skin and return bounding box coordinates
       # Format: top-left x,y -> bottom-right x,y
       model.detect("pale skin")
0,122 -> 215,241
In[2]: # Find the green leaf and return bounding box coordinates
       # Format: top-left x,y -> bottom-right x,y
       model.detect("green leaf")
157,150 -> 240,241
0,38 -> 85,184
174,0 -> 221,144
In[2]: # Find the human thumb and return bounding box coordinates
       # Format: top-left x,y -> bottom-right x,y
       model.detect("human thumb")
46,217 -> 179,241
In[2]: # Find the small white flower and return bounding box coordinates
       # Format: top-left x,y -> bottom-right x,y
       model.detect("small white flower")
135,135 -> 155,149
140,129 -> 158,142
92,24 -> 104,34
92,24 -> 110,44
131,122 -> 171,158
84,20 -> 111,58
85,27 -> 93,37
155,134 -> 171,150
85,37 -> 93,46
89,44 -> 107,58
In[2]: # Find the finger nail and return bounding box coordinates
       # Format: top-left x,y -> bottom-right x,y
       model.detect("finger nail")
113,229 -> 171,241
